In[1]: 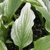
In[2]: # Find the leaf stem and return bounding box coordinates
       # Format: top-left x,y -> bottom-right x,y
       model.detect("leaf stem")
19,47 -> 23,50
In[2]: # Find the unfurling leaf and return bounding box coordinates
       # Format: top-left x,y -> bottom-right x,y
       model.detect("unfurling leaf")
11,2 -> 35,49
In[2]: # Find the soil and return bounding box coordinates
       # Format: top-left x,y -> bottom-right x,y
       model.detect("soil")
5,3 -> 48,50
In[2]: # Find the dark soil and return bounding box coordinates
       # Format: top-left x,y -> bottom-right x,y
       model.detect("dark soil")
5,3 -> 48,50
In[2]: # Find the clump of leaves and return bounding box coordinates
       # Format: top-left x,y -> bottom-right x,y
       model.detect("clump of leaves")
0,0 -> 50,50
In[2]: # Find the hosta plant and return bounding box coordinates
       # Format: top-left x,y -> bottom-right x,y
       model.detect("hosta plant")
0,0 -> 50,50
